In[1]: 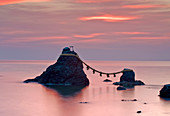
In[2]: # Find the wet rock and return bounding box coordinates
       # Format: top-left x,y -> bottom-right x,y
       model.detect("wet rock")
117,86 -> 126,90
113,68 -> 145,87
79,102 -> 88,104
132,99 -> 137,101
121,99 -> 137,101
103,79 -> 112,82
24,47 -> 89,86
159,84 -> 170,98
137,111 -> 142,113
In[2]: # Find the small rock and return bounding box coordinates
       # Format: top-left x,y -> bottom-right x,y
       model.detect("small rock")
132,99 -> 137,101
117,86 -> 126,90
103,79 -> 112,82
79,102 -> 88,104
144,102 -> 147,104
121,99 -> 137,101
137,111 -> 142,113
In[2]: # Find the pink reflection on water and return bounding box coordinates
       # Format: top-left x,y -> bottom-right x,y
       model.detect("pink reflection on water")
41,86 -> 86,116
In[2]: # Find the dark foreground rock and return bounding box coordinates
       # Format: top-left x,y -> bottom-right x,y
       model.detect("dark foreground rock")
103,79 -> 112,82
137,111 -> 142,113
159,84 -> 170,98
113,68 -> 145,88
24,47 -> 89,86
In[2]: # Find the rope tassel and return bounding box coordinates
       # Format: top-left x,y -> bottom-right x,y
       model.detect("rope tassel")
86,66 -> 90,70
107,74 -> 110,78
93,70 -> 95,74
114,73 -> 116,77
100,72 -> 102,77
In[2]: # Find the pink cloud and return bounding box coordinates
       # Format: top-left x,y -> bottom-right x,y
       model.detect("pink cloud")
75,0 -> 112,3
79,15 -> 138,22
2,30 -> 33,35
114,32 -> 149,35
73,33 -> 105,38
129,37 -> 169,40
0,0 -> 49,5
122,5 -> 164,9
46,38 -> 107,45
2,36 -> 70,44
1,33 -> 106,45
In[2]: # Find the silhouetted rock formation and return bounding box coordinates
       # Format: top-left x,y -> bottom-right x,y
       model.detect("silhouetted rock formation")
159,84 -> 170,98
103,79 -> 112,82
120,69 -> 135,82
24,47 -> 89,86
113,68 -> 145,87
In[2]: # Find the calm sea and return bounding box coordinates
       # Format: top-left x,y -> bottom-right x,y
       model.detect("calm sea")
0,60 -> 170,116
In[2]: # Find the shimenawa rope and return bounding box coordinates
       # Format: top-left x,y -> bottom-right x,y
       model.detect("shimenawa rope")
60,54 -> 132,77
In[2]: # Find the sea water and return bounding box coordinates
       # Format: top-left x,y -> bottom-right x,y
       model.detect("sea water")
0,60 -> 170,116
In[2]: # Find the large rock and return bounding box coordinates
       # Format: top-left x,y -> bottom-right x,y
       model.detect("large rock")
113,68 -> 145,87
24,47 -> 89,86
159,84 -> 170,98
120,68 -> 135,82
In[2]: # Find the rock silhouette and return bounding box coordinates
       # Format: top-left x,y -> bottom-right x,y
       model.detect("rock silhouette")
159,84 -> 170,98
24,47 -> 89,86
120,69 -> 135,82
113,68 -> 145,87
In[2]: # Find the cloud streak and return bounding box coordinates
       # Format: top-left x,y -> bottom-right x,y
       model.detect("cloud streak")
75,0 -> 112,3
114,32 -> 149,35
122,5 -> 164,9
1,36 -> 70,44
73,33 -> 105,38
1,30 -> 34,35
129,37 -> 169,40
0,0 -> 49,6
79,15 -> 138,22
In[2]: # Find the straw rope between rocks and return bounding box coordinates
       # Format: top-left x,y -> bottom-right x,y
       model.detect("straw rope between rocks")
61,54 -> 132,77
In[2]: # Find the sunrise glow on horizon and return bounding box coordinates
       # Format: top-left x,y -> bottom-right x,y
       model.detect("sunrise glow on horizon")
0,0 -> 170,61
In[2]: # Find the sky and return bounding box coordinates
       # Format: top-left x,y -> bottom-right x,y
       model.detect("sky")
0,0 -> 170,61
